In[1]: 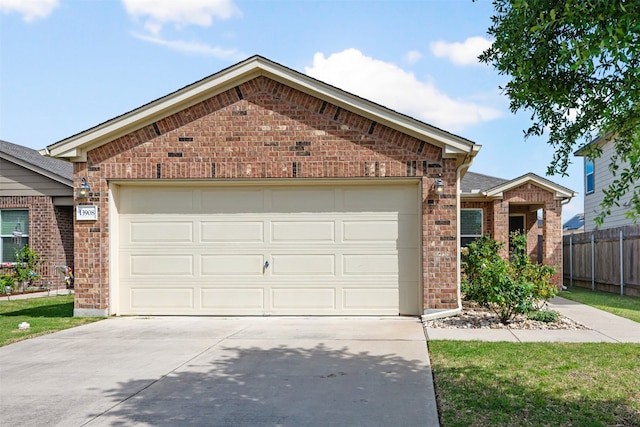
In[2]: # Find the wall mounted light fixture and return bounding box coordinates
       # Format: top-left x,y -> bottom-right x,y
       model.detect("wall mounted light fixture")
434,175 -> 445,195
76,177 -> 91,199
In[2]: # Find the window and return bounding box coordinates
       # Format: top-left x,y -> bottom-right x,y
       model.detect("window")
1,210 -> 29,262
585,158 -> 594,194
460,209 -> 483,247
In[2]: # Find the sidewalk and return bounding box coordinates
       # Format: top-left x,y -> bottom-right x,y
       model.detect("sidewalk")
0,288 -> 72,302
425,296 -> 640,343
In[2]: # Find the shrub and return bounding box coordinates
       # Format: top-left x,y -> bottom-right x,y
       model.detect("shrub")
13,245 -> 41,291
1,274 -> 14,294
462,232 -> 558,324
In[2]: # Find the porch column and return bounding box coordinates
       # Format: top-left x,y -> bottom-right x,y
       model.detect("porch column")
542,200 -> 563,288
492,199 -> 509,259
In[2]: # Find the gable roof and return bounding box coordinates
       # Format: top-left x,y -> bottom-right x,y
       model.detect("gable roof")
461,171 -> 576,200
43,55 -> 481,163
0,139 -> 72,186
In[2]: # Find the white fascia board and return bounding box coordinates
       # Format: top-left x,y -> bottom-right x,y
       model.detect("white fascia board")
484,173 -> 577,200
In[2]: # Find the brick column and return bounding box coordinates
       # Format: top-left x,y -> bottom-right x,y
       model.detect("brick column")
493,199 -> 509,259
543,200 -> 563,288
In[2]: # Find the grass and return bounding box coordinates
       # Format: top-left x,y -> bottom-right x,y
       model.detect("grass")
560,287 -> 640,323
0,294 -> 104,347
429,341 -> 640,427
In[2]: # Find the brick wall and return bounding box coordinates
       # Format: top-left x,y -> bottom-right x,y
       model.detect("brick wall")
461,182 -> 564,288
0,196 -> 72,289
73,75 -> 461,314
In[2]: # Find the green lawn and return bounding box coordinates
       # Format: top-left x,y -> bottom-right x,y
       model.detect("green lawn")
560,287 -> 640,323
430,341 -> 640,427
0,294 -> 104,347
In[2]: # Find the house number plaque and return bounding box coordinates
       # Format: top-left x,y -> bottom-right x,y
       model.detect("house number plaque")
76,205 -> 98,221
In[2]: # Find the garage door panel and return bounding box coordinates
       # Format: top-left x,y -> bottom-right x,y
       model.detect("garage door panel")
128,221 -> 194,243
271,254 -> 335,276
271,221 -> 335,242
343,187 -> 417,212
123,188 -> 194,214
201,288 -> 264,309
343,220 -> 398,242
343,288 -> 398,310
130,288 -> 194,309
342,254 -> 398,275
270,188 -> 335,212
130,255 -> 193,276
201,254 -> 264,275
201,189 -> 264,213
271,288 -> 336,309
201,221 -> 264,242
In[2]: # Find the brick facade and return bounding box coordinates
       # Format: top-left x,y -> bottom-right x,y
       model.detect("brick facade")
461,182 -> 564,288
0,196 -> 73,289
73,76 -> 460,315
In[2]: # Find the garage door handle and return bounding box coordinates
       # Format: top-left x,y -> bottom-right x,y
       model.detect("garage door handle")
264,260 -> 270,269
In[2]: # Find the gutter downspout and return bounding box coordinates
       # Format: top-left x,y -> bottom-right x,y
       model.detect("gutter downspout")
422,150 -> 476,321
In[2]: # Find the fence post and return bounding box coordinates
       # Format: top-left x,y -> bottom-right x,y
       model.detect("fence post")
620,229 -> 624,296
569,233 -> 573,289
591,232 -> 595,291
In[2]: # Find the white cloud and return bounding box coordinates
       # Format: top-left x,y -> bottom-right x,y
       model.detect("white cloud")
133,33 -> 244,60
430,36 -> 492,66
404,50 -> 422,64
305,49 -> 502,131
122,0 -> 241,35
0,0 -> 58,22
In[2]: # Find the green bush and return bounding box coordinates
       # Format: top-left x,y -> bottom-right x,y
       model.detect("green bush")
1,274 -> 14,294
462,232 -> 558,324
13,245 -> 41,291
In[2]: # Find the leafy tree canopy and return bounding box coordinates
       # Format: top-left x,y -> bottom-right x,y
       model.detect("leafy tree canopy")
479,0 -> 639,225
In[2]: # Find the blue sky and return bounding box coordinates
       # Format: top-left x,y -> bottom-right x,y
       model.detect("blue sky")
0,0 -> 583,221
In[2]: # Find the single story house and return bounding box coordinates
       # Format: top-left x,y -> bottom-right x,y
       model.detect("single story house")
43,56 -> 575,317
0,139 -> 74,289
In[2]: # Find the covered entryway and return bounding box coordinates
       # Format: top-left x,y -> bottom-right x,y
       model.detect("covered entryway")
112,181 -> 420,315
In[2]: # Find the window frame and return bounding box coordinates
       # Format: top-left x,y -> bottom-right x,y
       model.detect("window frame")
1,209 -> 30,263
585,158 -> 595,195
460,208 -> 483,247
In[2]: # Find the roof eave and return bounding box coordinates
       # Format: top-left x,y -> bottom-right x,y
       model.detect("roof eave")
0,152 -> 73,187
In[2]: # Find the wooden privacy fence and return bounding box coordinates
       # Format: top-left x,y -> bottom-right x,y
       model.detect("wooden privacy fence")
563,225 -> 640,296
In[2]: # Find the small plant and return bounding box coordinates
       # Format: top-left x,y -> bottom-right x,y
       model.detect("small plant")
13,245 -> 41,292
527,309 -> 560,323
1,274 -> 14,294
462,232 -> 559,324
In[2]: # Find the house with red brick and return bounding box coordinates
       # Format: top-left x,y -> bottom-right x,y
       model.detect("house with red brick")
1,139 -> 74,289
43,56 -> 575,317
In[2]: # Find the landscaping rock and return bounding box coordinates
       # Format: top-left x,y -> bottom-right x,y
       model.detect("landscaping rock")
423,301 -> 590,330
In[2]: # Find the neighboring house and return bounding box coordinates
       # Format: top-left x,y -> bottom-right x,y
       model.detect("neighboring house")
0,139 -> 74,289
460,171 -> 576,269
43,56 -> 574,318
562,213 -> 585,235
575,135 -> 635,230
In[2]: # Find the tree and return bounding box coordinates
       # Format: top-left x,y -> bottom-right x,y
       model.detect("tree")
479,0 -> 640,225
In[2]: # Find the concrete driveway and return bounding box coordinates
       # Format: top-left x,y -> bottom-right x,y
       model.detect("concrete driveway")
0,316 -> 438,426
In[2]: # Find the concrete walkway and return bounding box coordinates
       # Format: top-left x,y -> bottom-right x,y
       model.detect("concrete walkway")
425,296 -> 640,343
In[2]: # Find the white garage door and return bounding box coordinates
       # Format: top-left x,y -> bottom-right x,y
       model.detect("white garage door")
115,183 -> 420,315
